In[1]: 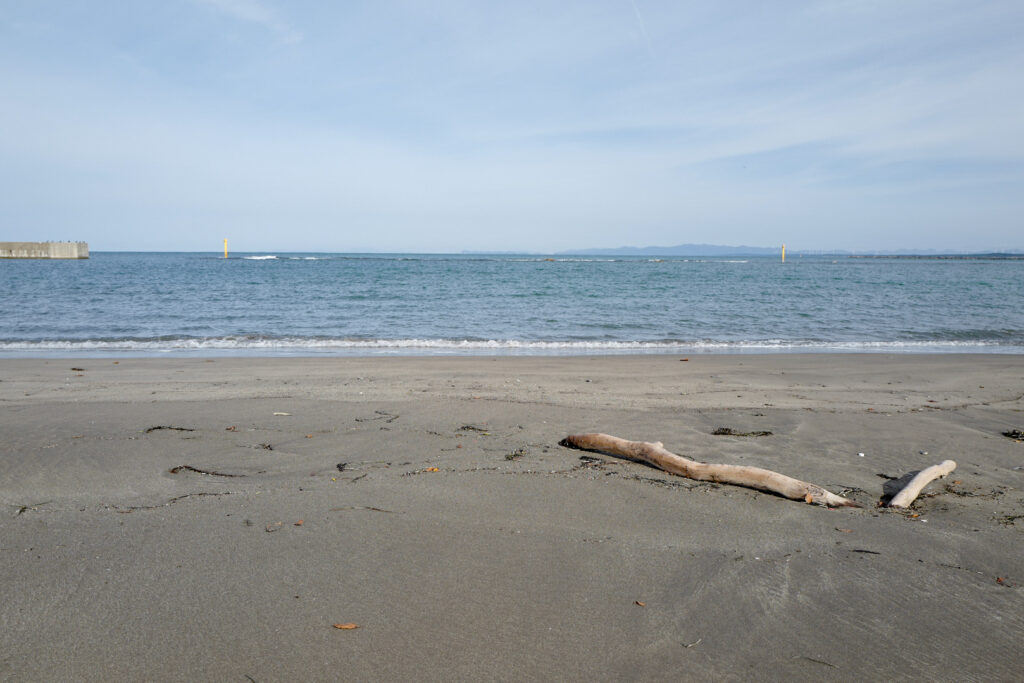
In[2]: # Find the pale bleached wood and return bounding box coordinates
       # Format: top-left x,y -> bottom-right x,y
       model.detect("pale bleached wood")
887,460 -> 957,508
560,433 -> 859,508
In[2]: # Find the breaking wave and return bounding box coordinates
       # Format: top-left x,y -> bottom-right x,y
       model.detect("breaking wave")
0,336 -> 1016,357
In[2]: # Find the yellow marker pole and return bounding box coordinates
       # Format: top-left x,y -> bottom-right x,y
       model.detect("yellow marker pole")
224,239 -> 228,258
781,244 -> 786,263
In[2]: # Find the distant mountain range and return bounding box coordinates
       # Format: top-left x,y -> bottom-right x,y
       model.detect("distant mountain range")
461,244 -> 1024,257
554,244 -> 1024,257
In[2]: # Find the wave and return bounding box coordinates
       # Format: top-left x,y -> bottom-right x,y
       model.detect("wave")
0,336 -> 1018,356
242,255 -> 279,260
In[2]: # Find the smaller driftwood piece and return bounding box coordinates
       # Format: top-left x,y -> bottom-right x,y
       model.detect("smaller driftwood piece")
560,433 -> 859,508
887,460 -> 957,509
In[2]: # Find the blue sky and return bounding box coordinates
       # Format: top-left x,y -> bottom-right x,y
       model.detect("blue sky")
1,0 -> 1022,252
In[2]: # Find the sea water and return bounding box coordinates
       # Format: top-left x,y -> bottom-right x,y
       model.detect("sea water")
1,252 -> 1022,357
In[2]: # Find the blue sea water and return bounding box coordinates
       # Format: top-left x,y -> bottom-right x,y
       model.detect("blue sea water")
1,252 -> 1022,357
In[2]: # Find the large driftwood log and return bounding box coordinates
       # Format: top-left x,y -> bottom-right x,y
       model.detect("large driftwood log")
887,460 -> 957,508
561,433 -> 859,508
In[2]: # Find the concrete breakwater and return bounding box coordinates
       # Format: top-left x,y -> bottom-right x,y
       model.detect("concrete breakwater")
0,242 -> 89,259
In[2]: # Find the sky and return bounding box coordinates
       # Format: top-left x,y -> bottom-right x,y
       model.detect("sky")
1,0 -> 1022,253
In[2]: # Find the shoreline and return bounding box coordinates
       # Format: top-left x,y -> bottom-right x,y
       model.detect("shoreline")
2,354 -> 1023,680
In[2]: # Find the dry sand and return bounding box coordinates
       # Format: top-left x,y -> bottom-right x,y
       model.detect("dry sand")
1,354 -> 1023,681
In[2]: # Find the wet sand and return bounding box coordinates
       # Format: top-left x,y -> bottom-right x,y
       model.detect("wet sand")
1,354 -> 1023,681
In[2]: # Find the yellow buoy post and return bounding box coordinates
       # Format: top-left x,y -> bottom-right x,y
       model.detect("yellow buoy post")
224,239 -> 228,258
781,243 -> 786,263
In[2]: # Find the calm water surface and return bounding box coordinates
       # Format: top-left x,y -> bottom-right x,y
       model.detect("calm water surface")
1,252 -> 1022,356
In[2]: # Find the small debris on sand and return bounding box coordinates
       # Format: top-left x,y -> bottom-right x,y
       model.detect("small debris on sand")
712,427 -> 773,437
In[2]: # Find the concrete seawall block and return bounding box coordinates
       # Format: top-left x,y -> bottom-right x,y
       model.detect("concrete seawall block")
0,241 -> 89,259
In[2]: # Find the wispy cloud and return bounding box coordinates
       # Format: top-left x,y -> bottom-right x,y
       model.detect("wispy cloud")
1,1 -> 1022,251
193,0 -> 303,43
627,0 -> 655,60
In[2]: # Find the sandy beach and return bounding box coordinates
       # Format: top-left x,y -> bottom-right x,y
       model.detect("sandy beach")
1,354 -> 1022,681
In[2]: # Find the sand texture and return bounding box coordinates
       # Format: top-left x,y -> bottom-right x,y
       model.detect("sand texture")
1,355 -> 1023,681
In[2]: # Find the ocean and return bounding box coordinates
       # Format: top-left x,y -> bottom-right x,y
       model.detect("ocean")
1,252 -> 1022,357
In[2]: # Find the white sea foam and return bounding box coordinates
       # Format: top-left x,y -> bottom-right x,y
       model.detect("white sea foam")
242,255 -> 279,260
0,337 -> 1012,357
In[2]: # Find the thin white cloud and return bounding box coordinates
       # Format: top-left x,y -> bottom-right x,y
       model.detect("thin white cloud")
2,1 -> 1022,251
193,0 -> 303,43
627,0 -> 655,59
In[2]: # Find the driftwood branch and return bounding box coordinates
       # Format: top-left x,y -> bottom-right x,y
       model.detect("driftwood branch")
887,460 -> 957,508
560,433 -> 859,508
